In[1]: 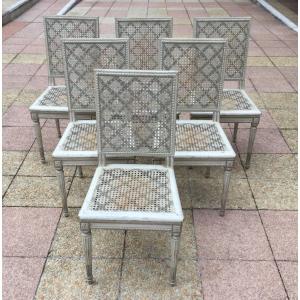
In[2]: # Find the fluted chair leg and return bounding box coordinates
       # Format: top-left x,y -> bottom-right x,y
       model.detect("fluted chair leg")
32,113 -> 45,163
54,161 -> 69,217
220,161 -> 233,216
81,223 -> 94,284
233,123 -> 239,143
170,225 -> 182,286
55,119 -> 62,138
245,118 -> 259,169
204,167 -> 210,178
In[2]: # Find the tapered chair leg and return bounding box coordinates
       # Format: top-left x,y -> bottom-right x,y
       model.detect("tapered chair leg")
31,113 -> 46,163
220,161 -> 233,217
54,161 -> 69,217
77,166 -> 83,178
245,118 -> 259,169
81,223 -> 94,284
55,119 -> 62,138
233,123 -> 239,143
204,167 -> 210,178
170,225 -> 182,286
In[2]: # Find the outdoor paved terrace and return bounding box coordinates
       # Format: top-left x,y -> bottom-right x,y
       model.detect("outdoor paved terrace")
2,0 -> 298,299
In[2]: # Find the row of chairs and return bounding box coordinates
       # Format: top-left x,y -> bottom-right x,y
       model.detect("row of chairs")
28,17 -> 261,284
30,17 -> 260,168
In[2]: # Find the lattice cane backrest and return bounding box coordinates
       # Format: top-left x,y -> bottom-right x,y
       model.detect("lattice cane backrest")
116,18 -> 173,70
160,39 -> 226,114
193,17 -> 251,82
94,69 -> 178,159
63,39 -> 129,114
44,16 -> 99,79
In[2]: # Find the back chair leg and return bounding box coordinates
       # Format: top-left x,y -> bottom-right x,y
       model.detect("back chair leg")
220,161 -> 233,217
204,167 -> 210,178
170,224 -> 182,286
31,113 -> 46,163
245,118 -> 259,169
233,123 -> 239,143
54,161 -> 69,217
81,223 -> 94,284
77,166 -> 83,178
55,119 -> 62,138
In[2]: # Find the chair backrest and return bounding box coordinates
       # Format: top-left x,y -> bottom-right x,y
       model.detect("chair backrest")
115,18 -> 173,70
193,17 -> 250,87
44,16 -> 99,82
63,38 -> 129,118
160,38 -> 226,118
94,69 -> 178,162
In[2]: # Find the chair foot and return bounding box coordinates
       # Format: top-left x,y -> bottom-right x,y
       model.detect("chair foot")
219,209 -> 225,217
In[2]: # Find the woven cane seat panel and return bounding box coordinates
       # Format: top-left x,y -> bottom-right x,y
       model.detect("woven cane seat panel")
62,123 -> 96,151
194,20 -> 249,80
222,90 -> 252,111
38,86 -> 67,107
90,168 -> 174,212
176,123 -> 225,152
117,20 -> 172,70
45,17 -> 99,77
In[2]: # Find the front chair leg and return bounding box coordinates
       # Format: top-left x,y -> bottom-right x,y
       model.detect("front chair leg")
55,119 -> 62,138
245,118 -> 259,169
31,113 -> 46,163
81,223 -> 94,284
170,224 -> 182,286
220,161 -> 233,217
233,123 -> 239,143
54,161 -> 69,217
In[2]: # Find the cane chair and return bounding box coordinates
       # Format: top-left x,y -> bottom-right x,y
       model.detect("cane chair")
192,17 -> 261,168
79,69 -> 183,286
160,39 -> 236,216
115,18 -> 172,70
52,39 -> 129,216
29,16 -> 99,163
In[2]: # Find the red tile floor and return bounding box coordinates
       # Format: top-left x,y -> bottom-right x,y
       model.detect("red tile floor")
2,0 -> 298,299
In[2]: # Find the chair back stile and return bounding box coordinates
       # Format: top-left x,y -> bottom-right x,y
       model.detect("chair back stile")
62,38 -> 129,121
160,38 -> 226,122
44,16 -> 99,85
116,18 -> 173,70
94,70 -> 178,167
193,17 -> 251,89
